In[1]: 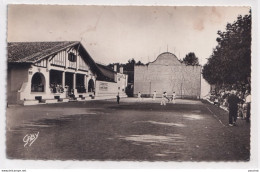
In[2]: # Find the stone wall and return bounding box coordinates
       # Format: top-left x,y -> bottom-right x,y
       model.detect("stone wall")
134,52 -> 201,99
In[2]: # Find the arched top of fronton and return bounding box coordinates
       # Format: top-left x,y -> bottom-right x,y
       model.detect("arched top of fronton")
148,52 -> 182,66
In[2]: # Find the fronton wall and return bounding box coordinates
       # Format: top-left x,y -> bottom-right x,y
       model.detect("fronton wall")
134,64 -> 201,99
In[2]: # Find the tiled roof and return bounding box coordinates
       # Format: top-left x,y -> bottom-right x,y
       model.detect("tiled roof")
96,63 -> 116,82
7,41 -> 118,83
8,41 -> 79,63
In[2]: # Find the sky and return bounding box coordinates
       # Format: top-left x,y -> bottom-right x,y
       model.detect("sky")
7,5 -> 250,65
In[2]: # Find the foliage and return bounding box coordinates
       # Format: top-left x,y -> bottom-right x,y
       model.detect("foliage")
107,58 -> 144,84
202,11 -> 251,86
182,52 -> 200,66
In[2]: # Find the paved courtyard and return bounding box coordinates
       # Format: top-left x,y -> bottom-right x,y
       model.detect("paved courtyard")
6,98 -> 250,161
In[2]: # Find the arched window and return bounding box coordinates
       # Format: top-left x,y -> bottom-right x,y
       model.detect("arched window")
31,72 -> 45,92
88,79 -> 95,92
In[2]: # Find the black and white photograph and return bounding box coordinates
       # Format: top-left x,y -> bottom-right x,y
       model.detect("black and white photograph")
0,1 -> 259,171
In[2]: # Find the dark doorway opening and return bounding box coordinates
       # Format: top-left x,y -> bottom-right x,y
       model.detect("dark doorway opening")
88,79 -> 95,92
50,70 -> 63,93
65,72 -> 74,91
76,74 -> 86,93
31,72 -> 45,92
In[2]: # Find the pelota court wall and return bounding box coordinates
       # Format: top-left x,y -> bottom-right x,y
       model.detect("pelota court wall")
134,52 -> 201,99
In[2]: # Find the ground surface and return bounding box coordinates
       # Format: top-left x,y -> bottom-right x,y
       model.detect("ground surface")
6,98 -> 250,161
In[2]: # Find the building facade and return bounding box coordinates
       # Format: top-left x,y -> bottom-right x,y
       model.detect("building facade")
7,41 -> 127,105
134,52 -> 201,99
95,64 -> 128,99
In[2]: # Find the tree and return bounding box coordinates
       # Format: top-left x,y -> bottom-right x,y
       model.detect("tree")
202,11 -> 251,86
107,58 -> 144,84
107,62 -> 120,72
182,52 -> 200,66
136,60 -> 144,66
124,58 -> 136,71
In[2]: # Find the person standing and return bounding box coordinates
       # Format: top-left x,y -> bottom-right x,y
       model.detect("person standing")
227,90 -> 240,126
245,90 -> 251,123
138,92 -> 142,101
160,92 -> 167,106
153,91 -> 157,100
164,91 -> 170,102
116,93 -> 120,104
171,91 -> 176,104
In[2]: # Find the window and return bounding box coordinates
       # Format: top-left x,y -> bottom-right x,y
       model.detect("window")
68,52 -> 77,62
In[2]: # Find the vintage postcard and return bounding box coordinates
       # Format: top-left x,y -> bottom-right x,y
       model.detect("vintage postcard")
1,2 -> 259,170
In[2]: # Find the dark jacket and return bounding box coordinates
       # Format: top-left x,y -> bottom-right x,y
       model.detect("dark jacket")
227,94 -> 240,111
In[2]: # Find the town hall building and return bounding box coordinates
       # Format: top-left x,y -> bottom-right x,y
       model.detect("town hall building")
134,52 -> 201,99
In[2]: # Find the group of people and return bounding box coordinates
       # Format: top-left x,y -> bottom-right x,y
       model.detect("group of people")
211,86 -> 251,126
136,91 -> 176,106
160,91 -> 176,106
50,83 -> 64,93
227,90 -> 251,126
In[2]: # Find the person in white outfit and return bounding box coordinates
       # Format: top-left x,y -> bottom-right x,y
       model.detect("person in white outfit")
245,90 -> 251,122
160,92 -> 167,106
138,92 -> 142,101
165,91 -> 169,102
171,91 -> 176,104
153,91 -> 157,100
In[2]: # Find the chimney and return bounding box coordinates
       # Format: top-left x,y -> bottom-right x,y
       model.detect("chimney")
119,66 -> 123,74
114,64 -> 117,72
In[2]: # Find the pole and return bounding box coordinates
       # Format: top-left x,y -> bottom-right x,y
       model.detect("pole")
150,81 -> 151,97
199,67 -> 202,99
181,83 -> 182,99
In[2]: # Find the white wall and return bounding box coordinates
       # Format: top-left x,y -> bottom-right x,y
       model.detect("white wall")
201,77 -> 211,98
95,73 -> 128,97
95,81 -> 119,96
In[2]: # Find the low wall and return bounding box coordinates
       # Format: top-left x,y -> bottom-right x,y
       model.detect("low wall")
96,81 -> 125,97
